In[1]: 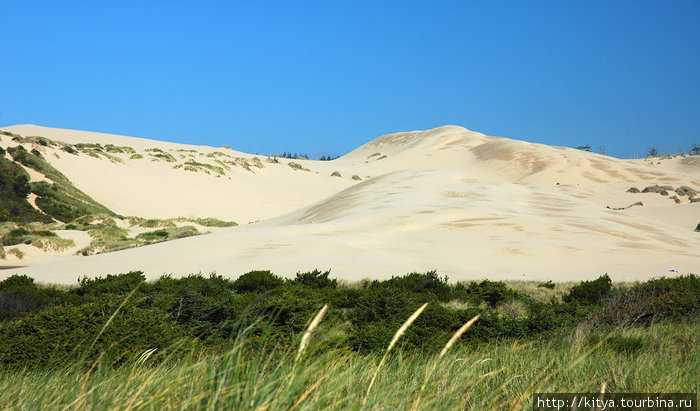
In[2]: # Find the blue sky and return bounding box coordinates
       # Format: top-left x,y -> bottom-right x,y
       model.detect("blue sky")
1,1 -> 698,158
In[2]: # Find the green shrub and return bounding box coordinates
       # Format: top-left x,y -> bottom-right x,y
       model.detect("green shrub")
641,185 -> 673,196
0,155 -> 52,223
76,271 -> 147,296
466,279 -> 519,307
233,270 -> 284,294
0,275 -> 67,321
0,300 -> 191,369
538,280 -> 555,289
294,270 -> 337,289
331,171 -> 341,177
563,274 -> 612,305
1,228 -> 31,246
136,229 -> 169,241
589,275 -> 700,327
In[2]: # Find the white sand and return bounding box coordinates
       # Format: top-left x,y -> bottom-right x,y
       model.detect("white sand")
1,124 -> 698,284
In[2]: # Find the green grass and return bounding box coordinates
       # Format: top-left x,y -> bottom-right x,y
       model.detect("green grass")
175,160 -> 226,175
135,226 -> 199,243
6,247 -> 24,259
288,161 -> 310,171
73,215 -> 204,255
0,319 -> 695,409
178,217 -> 237,227
149,152 -> 177,162
104,144 -> 136,154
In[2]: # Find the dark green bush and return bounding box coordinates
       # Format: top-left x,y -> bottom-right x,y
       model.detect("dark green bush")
564,274 -> 612,305
589,275 -> 700,327
383,271 -> 452,301
12,175 -> 30,198
76,271 -> 147,296
0,155 -> 52,223
1,228 -> 31,246
294,269 -> 337,289
538,280 -> 555,289
0,300 -> 192,369
466,280 -> 519,307
137,229 -> 169,241
233,270 -> 284,294
0,275 -> 68,321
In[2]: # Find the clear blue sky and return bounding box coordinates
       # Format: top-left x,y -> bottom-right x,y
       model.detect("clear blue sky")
1,1 -> 698,158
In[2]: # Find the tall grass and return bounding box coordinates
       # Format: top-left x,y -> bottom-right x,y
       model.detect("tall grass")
0,319 -> 696,409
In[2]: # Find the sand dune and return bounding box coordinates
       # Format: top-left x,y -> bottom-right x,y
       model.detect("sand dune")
1,124 -> 698,284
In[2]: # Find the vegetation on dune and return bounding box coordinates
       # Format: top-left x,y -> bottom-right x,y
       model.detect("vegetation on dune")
288,161 -> 310,171
0,225 -> 74,252
126,216 -> 237,228
0,151 -> 53,223
641,184 -> 674,196
135,226 -> 199,242
628,184 -> 698,203
148,152 -> 177,162
104,144 -> 136,154
70,215 -> 205,256
6,145 -> 115,222
174,160 -> 226,175
6,247 -> 23,260
181,217 -> 237,227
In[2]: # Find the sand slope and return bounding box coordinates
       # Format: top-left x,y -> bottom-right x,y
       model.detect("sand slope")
1,124 -> 698,284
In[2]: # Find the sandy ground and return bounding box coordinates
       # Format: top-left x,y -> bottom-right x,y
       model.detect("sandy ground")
1,124 -> 698,284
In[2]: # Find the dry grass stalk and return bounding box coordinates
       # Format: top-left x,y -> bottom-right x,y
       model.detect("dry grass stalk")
440,314 -> 480,358
290,375 -> 327,410
296,304 -> 328,362
364,303 -> 428,404
413,314 -> 480,410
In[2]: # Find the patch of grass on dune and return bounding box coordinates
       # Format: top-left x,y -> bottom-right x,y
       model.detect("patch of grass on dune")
73,215 -> 204,255
0,226 -> 74,252
6,145 -> 115,222
174,160 -> 225,175
177,217 -> 237,227
104,144 -> 136,154
149,152 -> 177,162
288,161 -> 310,171
135,226 -> 199,243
